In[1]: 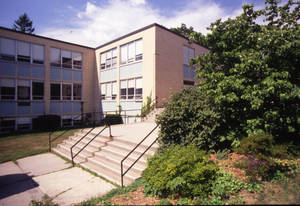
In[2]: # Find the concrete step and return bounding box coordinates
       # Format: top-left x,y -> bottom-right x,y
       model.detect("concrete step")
52,147 -> 86,164
55,143 -> 91,162
82,157 -> 137,186
66,137 -> 107,151
61,140 -> 99,157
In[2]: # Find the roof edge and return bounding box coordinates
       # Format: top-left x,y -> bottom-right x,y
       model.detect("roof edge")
0,26 -> 94,50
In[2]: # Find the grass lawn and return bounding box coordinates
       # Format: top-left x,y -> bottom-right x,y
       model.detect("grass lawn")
0,129 -> 78,163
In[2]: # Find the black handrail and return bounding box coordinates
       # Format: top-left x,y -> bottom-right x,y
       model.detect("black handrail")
120,124 -> 159,187
48,109 -> 142,151
71,125 -> 110,166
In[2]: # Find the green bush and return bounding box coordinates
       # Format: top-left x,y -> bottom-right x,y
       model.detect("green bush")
142,144 -> 218,198
32,115 -> 61,131
157,89 -> 228,151
102,114 -> 123,125
155,199 -> 172,206
141,94 -> 155,117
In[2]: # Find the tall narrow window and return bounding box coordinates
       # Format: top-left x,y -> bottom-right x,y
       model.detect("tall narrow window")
17,80 -> 30,100
72,52 -> 82,69
32,44 -> 44,64
101,83 -> 106,100
32,82 -> 44,100
135,39 -> 142,61
62,84 -> 72,100
17,41 -> 30,62
106,50 -> 112,69
50,83 -> 61,100
0,38 -> 15,61
62,50 -> 72,68
100,53 -> 106,70
0,79 -> 15,100
128,79 -> 134,99
112,48 -> 117,68
135,78 -> 142,99
120,80 -> 127,99
73,84 -> 82,100
120,45 -> 127,65
50,48 -> 61,67
128,42 -> 135,63
112,81 -> 117,100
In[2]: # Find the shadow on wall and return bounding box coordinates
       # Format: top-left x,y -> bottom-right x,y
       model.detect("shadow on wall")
0,173 -> 39,199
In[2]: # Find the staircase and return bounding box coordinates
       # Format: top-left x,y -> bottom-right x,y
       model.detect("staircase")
52,123 -> 158,186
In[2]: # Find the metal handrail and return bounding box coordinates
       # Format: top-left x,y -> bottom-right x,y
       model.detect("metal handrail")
120,124 -> 159,187
71,124 -> 110,166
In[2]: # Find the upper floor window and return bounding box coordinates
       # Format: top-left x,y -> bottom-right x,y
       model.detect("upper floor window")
0,79 -> 15,100
50,48 -> 82,69
50,82 -> 82,101
17,80 -> 30,100
120,39 -> 142,65
100,48 -> 117,70
183,46 -> 196,80
0,37 -> 44,64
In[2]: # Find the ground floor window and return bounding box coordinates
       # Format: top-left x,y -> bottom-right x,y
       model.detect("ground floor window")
120,77 -> 142,100
0,119 -> 15,133
17,118 -> 31,130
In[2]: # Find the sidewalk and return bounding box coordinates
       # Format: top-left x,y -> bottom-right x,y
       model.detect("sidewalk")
0,153 -> 115,206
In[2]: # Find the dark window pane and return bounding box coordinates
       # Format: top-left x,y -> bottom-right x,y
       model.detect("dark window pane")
62,57 -> 72,68
128,88 -> 134,99
135,88 -> 142,99
32,82 -> 44,100
73,84 -> 82,100
17,86 -> 30,100
62,84 -> 71,100
1,87 -> 15,99
120,88 -> 127,99
51,84 -> 61,100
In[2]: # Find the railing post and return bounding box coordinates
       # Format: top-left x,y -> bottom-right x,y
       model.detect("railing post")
108,124 -> 112,138
71,148 -> 74,167
48,132 -> 51,152
121,162 -> 124,187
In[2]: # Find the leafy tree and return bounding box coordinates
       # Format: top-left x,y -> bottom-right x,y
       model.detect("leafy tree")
170,23 -> 208,47
13,13 -> 35,34
193,0 -> 300,145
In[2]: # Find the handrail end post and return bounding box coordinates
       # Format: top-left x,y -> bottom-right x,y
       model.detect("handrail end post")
48,133 -> 51,152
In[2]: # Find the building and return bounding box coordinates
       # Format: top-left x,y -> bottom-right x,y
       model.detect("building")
0,23 -> 209,133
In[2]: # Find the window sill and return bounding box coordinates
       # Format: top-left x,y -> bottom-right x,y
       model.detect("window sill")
120,59 -> 143,67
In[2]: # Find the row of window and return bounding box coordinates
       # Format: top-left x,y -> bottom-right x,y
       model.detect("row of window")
100,48 -> 117,70
0,79 -> 43,100
50,83 -> 82,100
100,39 -> 143,71
50,48 -> 82,69
0,37 -> 44,64
101,78 -> 143,100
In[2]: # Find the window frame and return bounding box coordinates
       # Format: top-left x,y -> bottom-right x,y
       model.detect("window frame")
32,81 -> 44,100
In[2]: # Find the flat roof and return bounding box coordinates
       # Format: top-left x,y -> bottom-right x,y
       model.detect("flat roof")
95,23 -> 207,49
0,23 -> 208,50
0,26 -> 94,50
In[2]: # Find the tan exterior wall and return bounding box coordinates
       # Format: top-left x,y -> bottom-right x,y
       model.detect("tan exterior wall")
0,28 -> 95,114
155,26 -> 209,107
95,27 -> 156,111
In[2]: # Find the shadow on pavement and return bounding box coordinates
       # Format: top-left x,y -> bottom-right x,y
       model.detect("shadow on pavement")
0,174 -> 39,199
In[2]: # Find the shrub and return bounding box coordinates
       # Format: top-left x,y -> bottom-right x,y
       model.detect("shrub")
142,144 -> 218,198
141,93 -> 155,117
157,89 -> 229,151
155,199 -> 172,206
32,115 -> 61,131
102,114 -> 123,125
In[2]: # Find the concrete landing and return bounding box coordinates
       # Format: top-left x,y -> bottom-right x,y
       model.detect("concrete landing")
0,153 -> 115,206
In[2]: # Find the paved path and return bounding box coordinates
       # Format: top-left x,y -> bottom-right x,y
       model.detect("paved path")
0,153 -> 115,206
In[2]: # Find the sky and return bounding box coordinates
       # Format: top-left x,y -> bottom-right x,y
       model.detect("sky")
0,0 -> 269,47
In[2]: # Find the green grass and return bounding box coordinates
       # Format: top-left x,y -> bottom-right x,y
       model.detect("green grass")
0,129 -> 78,163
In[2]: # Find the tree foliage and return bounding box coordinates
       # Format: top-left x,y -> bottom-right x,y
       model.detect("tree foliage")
13,13 -> 35,34
193,0 -> 300,145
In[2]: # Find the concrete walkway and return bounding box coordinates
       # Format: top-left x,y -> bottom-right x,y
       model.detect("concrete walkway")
0,153 -> 115,206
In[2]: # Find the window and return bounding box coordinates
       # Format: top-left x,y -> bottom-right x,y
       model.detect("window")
183,46 -> 196,80
32,44 -> 44,64
135,78 -> 142,99
62,84 -> 72,100
0,38 -> 15,61
62,50 -> 72,68
17,41 -> 30,62
17,80 -> 30,100
119,78 -> 142,100
101,81 -> 117,100
183,80 -> 195,86
32,82 -> 44,100
0,79 -> 15,100
73,84 -> 82,100
72,52 -> 82,69
1,119 -> 15,132
62,116 -> 72,127
120,39 -> 142,65
100,48 -> 117,70
50,83 -> 61,100
17,118 -> 31,130
120,80 -> 127,99
128,79 -> 134,99
50,48 -> 61,67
